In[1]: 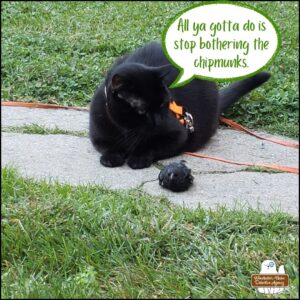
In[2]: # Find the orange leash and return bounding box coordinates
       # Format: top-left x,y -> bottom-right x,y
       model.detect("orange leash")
220,116 -> 299,149
2,101 -> 89,112
2,101 -> 298,174
184,152 -> 298,174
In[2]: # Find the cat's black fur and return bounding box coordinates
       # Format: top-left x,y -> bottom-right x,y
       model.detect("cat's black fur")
89,41 -> 270,169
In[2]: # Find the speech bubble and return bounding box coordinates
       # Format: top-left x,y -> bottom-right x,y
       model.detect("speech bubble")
162,2 -> 280,88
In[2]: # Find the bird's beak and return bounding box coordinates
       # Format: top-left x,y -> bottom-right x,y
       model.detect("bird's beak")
170,173 -> 174,180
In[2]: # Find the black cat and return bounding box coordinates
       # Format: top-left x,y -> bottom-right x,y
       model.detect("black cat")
89,41 -> 270,169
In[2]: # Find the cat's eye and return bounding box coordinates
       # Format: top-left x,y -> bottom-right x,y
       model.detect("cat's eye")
117,93 -> 126,100
111,89 -> 118,96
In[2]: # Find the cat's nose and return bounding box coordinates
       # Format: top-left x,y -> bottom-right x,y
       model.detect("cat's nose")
130,99 -> 146,114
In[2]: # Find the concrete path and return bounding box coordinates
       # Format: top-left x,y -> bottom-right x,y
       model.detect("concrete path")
2,106 -> 299,216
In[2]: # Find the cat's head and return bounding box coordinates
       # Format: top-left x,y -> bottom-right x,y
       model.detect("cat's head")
105,63 -> 173,129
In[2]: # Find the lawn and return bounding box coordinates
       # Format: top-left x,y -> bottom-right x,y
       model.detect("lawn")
1,1 -> 299,137
2,167 -> 299,299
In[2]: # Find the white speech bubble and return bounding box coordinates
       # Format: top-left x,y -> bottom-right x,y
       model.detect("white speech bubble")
162,2 -> 280,88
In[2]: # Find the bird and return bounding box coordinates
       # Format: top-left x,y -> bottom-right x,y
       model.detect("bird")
158,160 -> 194,192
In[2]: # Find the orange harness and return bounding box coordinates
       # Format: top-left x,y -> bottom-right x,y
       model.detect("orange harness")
2,101 -> 299,174
169,101 -> 194,132
169,101 -> 185,125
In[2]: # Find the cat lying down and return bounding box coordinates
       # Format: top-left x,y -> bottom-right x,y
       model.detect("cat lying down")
89,41 -> 270,169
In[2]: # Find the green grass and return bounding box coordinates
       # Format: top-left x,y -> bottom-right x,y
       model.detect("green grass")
2,124 -> 88,137
1,1 -> 299,137
244,166 -> 285,174
2,167 -> 299,299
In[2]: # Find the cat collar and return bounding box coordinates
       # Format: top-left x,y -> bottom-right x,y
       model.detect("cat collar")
169,101 -> 194,133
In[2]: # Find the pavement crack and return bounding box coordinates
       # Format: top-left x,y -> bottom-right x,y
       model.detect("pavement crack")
192,167 -> 284,175
192,169 -> 246,175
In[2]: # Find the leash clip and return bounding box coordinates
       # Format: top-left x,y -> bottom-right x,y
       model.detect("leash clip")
184,112 -> 194,132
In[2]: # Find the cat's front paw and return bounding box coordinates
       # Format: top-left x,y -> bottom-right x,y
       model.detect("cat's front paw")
127,154 -> 153,169
100,153 -> 125,167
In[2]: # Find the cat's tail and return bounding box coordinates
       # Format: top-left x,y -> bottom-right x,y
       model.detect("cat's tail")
219,72 -> 271,113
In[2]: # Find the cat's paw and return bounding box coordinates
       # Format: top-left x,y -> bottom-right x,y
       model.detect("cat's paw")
127,154 -> 153,169
100,153 -> 125,167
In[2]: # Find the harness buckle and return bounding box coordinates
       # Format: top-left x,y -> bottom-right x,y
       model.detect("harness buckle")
184,112 -> 194,132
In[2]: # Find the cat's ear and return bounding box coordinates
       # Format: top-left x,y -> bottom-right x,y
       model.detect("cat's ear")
111,74 -> 125,91
155,64 -> 173,79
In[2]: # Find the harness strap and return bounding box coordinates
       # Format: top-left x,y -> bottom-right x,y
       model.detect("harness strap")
169,100 -> 194,131
169,101 -> 185,125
